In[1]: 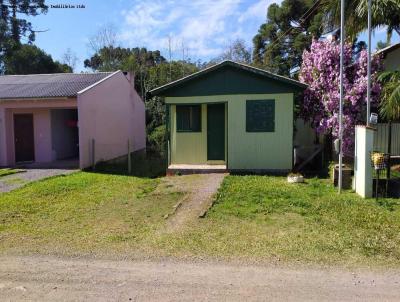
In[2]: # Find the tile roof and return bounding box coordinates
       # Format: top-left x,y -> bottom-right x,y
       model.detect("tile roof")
0,72 -> 115,99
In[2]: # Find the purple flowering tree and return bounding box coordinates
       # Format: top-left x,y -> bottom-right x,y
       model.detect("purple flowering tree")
299,39 -> 381,154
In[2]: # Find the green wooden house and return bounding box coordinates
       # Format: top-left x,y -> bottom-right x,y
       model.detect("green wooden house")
150,60 -> 307,174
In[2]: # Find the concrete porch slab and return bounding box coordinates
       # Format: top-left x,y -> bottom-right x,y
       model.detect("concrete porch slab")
167,164 -> 227,175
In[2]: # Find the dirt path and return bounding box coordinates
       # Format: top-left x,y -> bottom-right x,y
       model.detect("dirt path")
0,255 -> 399,301
0,169 -> 76,193
162,174 -> 226,231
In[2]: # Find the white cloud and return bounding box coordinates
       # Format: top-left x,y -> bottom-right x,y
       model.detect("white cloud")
239,0 -> 268,23
374,25 -> 388,34
119,0 -> 281,61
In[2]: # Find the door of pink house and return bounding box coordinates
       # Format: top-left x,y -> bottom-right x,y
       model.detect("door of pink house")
14,114 -> 35,163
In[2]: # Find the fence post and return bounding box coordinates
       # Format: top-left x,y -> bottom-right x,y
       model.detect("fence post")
167,139 -> 171,166
91,138 -> 96,171
128,139 -> 132,175
387,121 -> 392,180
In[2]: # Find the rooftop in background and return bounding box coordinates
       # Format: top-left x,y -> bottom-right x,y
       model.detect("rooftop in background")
376,43 -> 400,57
0,72 -> 116,99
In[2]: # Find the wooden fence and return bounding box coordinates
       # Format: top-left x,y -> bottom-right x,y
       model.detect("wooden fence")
374,123 -> 400,155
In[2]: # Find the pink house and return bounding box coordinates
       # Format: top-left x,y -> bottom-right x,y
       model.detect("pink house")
0,71 -> 146,169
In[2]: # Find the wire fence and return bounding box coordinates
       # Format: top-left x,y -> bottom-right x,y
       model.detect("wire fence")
88,138 -> 166,177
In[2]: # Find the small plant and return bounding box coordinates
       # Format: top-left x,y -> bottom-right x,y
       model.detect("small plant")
328,161 -> 336,180
371,151 -> 387,170
287,172 -> 304,183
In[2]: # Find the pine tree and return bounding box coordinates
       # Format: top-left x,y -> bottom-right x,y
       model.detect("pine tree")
0,0 -> 48,73
252,0 -> 324,76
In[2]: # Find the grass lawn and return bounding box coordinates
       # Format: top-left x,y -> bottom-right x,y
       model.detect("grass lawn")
0,168 -> 24,177
390,165 -> 400,178
0,171 -> 182,257
155,176 -> 400,267
1,171 -> 400,267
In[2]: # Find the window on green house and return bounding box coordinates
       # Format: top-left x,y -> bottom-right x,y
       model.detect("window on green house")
246,100 -> 275,132
176,105 -> 201,132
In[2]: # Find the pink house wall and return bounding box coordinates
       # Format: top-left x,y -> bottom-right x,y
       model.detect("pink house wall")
6,108 -> 52,164
0,99 -> 77,166
77,71 -> 146,169
0,107 -> 7,165
0,73 -> 145,168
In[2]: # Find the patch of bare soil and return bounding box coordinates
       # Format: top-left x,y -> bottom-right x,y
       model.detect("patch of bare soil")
161,173 -> 226,232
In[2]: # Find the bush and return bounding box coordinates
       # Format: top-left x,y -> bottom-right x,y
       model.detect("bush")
148,125 -> 166,154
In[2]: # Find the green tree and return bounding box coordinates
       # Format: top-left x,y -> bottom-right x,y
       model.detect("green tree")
379,70 -> 400,121
376,40 -> 391,51
252,0 -> 324,76
144,60 -> 198,152
84,46 -> 166,98
378,69 -> 400,178
4,44 -> 72,74
0,0 -> 48,72
145,61 -> 198,132
321,0 -> 400,42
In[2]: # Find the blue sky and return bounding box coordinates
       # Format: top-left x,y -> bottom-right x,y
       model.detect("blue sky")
28,0 -> 399,72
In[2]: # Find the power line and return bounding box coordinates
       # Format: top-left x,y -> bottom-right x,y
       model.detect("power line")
259,0 -> 323,56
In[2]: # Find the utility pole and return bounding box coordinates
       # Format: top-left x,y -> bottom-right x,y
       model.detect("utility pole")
338,0 -> 345,193
367,0 -> 372,126
168,35 -> 172,82
181,39 -> 185,77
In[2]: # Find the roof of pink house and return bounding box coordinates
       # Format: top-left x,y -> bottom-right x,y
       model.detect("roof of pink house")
0,72 -> 114,99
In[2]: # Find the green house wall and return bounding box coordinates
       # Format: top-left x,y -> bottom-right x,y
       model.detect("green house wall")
166,93 -> 293,171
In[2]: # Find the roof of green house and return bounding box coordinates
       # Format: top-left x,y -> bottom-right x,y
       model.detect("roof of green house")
149,60 -> 307,97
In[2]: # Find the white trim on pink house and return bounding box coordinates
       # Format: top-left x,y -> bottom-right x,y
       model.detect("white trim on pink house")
77,71 -> 120,95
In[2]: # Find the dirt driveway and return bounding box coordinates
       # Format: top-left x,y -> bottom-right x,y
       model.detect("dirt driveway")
0,256 -> 399,302
162,173 -> 227,231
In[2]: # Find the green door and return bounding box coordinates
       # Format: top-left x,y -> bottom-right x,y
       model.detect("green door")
207,103 -> 225,160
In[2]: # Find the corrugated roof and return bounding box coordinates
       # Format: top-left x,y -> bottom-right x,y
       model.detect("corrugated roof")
0,72 -> 115,99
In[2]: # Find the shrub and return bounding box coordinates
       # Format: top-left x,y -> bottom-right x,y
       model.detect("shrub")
148,125 -> 166,154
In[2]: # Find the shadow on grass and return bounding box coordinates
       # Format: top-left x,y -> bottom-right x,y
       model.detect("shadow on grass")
229,171 -> 288,177
229,170 -> 330,179
86,151 -> 166,178
375,198 -> 400,211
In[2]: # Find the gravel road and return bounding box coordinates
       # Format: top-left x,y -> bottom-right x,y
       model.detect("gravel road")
0,256 -> 399,301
